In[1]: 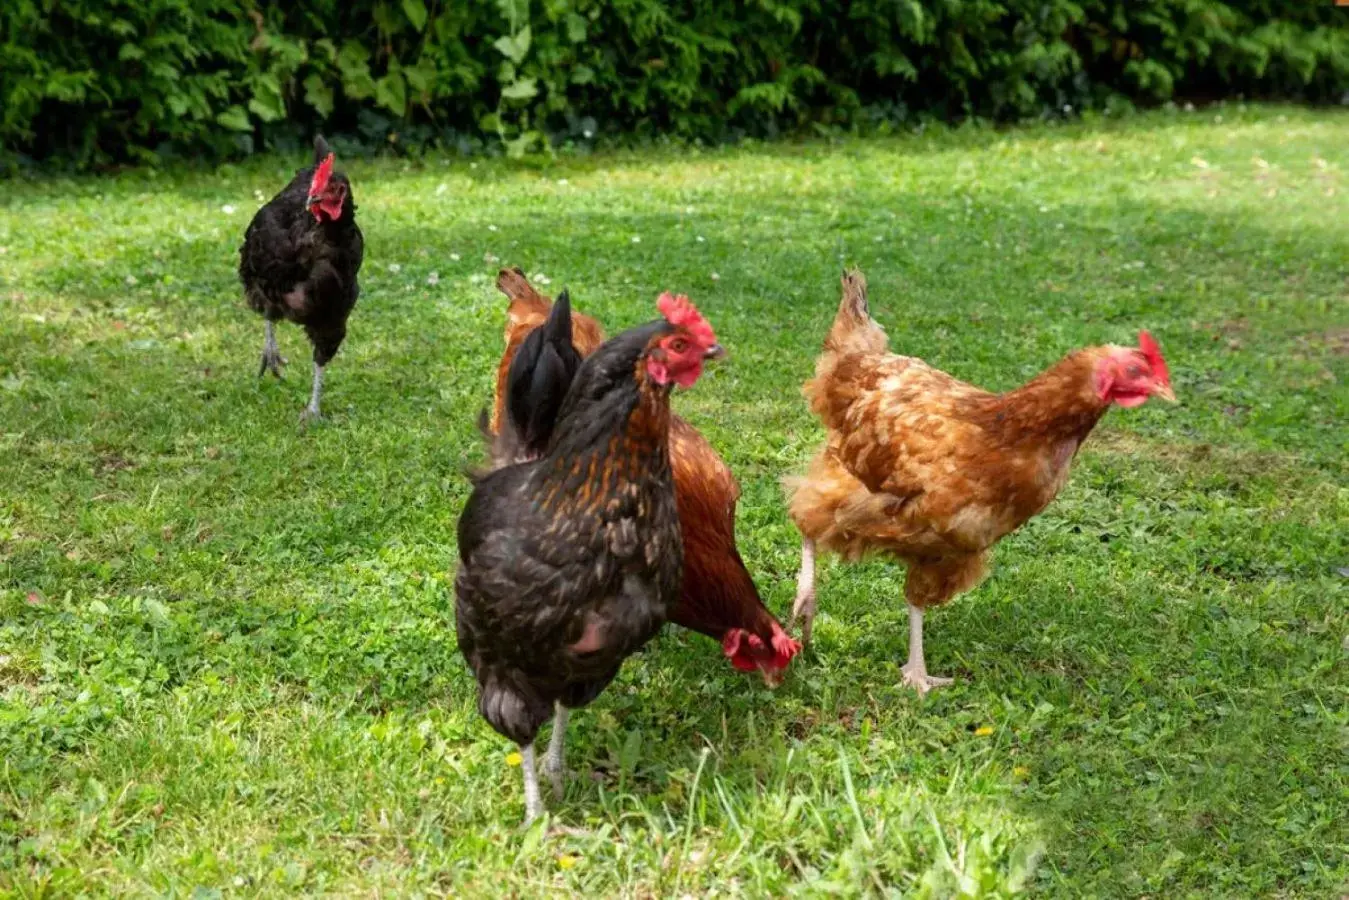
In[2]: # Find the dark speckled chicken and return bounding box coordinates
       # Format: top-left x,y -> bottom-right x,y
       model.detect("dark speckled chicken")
486,270 -> 801,686
455,294 -> 723,823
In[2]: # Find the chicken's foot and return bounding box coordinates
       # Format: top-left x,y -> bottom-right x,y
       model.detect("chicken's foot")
900,603 -> 953,695
299,362 -> 324,423
520,742 -> 544,824
258,320 -> 286,378
790,537 -> 817,644
544,703 -> 568,800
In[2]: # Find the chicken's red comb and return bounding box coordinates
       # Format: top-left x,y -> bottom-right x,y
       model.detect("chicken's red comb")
1138,330 -> 1169,384
658,292 -> 716,350
309,152 -> 335,197
771,630 -> 801,668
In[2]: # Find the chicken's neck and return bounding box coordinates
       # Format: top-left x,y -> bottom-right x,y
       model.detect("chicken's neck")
534,380 -> 671,513
982,349 -> 1112,448
315,211 -> 356,236
672,547 -> 771,641
623,374 -> 672,451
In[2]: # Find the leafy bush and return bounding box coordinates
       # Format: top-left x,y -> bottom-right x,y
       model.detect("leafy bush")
3,0 -> 1347,168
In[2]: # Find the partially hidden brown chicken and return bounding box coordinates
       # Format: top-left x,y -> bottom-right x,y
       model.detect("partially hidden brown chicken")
486,268 -> 800,685
786,269 -> 1176,693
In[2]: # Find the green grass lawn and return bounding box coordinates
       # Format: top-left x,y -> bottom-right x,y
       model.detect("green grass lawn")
2,106 -> 1346,897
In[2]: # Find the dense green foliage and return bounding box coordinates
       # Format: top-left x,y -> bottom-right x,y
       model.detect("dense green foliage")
3,0 -> 1349,167
1,108 -> 1346,895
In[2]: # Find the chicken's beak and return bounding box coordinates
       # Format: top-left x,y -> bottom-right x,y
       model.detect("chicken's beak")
306,194 -> 321,208
704,343 -> 726,361
1153,382 -> 1177,403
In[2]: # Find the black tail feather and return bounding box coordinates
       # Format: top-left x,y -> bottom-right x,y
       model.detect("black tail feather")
496,289 -> 583,465
314,134 -> 331,163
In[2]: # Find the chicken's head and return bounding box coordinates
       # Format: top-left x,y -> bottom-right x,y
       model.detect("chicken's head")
645,293 -> 724,387
722,623 -> 801,688
1095,331 -> 1175,407
306,153 -> 349,222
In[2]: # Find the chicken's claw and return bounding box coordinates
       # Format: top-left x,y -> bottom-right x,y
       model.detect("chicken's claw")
258,348 -> 286,379
790,589 -> 816,645
545,761 -> 565,800
900,663 -> 953,695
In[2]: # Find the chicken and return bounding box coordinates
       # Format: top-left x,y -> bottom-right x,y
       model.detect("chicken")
455,293 -> 723,823
238,135 -> 364,421
786,269 -> 1176,693
487,269 -> 800,685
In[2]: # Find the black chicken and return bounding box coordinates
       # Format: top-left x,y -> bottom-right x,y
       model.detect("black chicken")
455,293 -> 723,823
238,135 -> 364,421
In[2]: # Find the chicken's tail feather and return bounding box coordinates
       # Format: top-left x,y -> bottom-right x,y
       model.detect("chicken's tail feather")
496,266 -> 548,310
499,289 -> 582,463
802,268 -> 888,423
825,267 -> 886,357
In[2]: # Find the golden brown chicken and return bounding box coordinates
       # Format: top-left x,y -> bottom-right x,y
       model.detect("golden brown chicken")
488,269 -> 800,684
786,269 -> 1175,692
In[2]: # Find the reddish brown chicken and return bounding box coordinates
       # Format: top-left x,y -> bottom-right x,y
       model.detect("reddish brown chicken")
786,269 -> 1176,693
488,269 -> 800,684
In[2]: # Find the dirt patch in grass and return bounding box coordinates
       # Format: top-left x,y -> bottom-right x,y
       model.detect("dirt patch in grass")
1315,328 -> 1349,356
1089,431 -> 1319,480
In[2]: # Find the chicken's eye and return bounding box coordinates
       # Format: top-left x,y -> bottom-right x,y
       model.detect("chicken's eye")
668,337 -> 689,354
1127,364 -> 1143,377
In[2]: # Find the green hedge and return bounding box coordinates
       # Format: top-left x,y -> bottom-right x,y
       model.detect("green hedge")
4,0 -> 1348,168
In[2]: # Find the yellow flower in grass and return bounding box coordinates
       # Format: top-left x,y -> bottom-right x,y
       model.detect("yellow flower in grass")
974,726 -> 994,737
558,855 -> 577,870
505,751 -> 523,767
